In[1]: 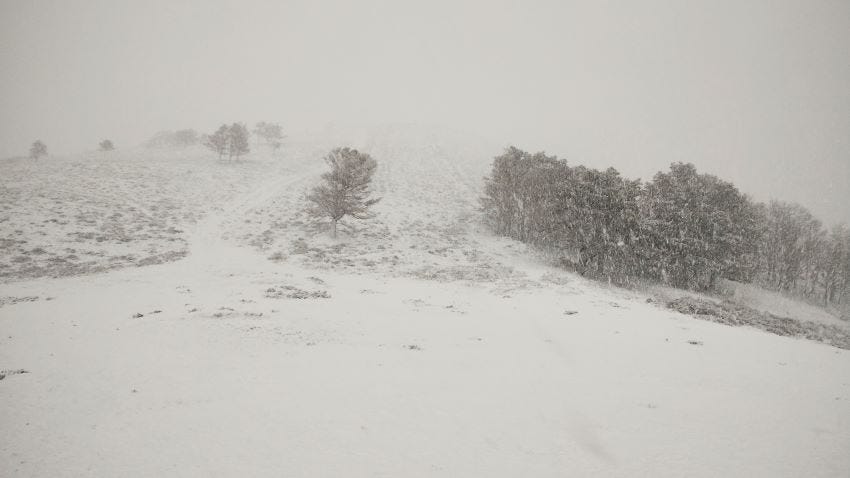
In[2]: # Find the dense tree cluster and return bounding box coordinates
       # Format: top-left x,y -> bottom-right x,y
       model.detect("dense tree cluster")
482,147 -> 850,309
203,123 -> 250,160
755,202 -> 850,306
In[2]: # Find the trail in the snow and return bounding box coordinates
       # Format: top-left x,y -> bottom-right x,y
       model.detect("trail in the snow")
181,162 -> 323,273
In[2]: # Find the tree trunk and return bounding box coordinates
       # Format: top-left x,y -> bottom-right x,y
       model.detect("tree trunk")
331,220 -> 338,238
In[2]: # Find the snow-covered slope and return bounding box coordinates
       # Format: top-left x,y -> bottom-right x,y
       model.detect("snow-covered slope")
0,147 -> 293,281
237,123 -> 515,282
1,126 -> 849,477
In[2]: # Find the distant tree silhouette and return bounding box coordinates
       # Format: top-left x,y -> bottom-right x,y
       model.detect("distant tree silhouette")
253,121 -> 284,147
172,129 -> 199,146
204,124 -> 229,159
99,139 -> 115,151
145,129 -> 199,148
29,140 -> 47,160
228,123 -> 250,160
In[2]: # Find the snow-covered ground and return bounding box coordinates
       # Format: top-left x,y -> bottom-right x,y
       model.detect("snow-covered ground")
2,126 -> 849,477
0,148 -> 289,281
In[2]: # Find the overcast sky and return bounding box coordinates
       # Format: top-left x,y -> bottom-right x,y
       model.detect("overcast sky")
1,0 -> 848,224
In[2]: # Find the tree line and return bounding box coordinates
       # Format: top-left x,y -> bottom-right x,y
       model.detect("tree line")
481,147 -> 850,309
24,121 -> 285,160
202,121 -> 284,160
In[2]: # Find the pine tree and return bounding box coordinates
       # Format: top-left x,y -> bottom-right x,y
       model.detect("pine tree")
307,147 -> 380,238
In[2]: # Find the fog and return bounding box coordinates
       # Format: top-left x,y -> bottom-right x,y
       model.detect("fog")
1,0 -> 848,224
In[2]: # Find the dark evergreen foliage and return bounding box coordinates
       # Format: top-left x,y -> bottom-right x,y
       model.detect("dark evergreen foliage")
482,147 -> 850,309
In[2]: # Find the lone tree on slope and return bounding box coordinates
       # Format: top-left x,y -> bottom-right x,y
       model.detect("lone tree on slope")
99,139 -> 115,151
204,124 -> 229,159
29,140 -> 47,160
307,147 -> 380,238
228,123 -> 250,160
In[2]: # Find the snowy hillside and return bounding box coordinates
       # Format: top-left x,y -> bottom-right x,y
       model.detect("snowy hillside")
237,123 -> 524,282
0,148 -> 291,281
1,125 -> 849,477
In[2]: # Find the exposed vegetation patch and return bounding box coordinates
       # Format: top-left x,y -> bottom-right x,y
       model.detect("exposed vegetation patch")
409,263 -> 514,283
667,297 -> 850,350
0,296 -> 40,307
0,369 -> 29,380
0,151 -> 276,282
265,285 -> 330,299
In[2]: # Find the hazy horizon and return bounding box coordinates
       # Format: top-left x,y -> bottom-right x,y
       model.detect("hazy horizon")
1,0 -> 848,224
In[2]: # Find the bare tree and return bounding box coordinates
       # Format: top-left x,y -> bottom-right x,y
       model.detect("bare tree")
204,124 -> 229,159
99,139 -> 115,151
307,147 -> 380,238
29,140 -> 47,160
